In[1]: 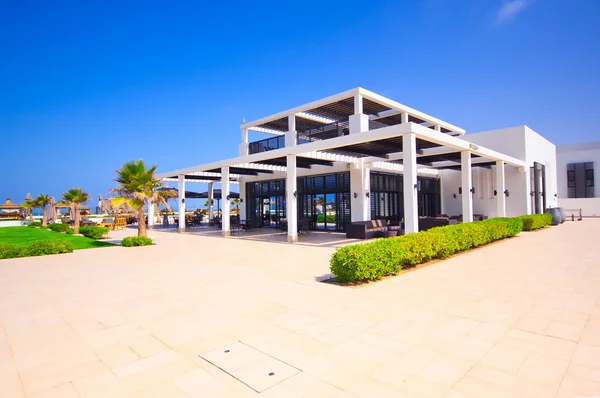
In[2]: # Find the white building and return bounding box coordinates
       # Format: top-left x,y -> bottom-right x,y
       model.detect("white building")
556,141 -> 600,216
156,88 -> 558,242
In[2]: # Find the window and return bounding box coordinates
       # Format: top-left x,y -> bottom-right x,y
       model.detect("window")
567,170 -> 575,188
567,162 -> 595,198
586,168 -> 594,187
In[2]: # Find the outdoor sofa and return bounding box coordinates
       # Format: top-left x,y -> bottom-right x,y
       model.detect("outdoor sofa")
345,219 -> 401,239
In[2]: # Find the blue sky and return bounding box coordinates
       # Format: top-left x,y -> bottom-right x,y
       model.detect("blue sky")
1,0 -> 599,207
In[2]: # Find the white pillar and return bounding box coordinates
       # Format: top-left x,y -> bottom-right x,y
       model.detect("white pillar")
239,179 -> 247,220
147,198 -> 155,229
496,160 -> 506,217
285,115 -> 296,147
461,151 -> 474,223
286,155 -> 298,243
221,167 -> 230,236
403,133 -> 418,234
401,112 -> 409,124
239,128 -> 249,156
178,175 -> 185,232
208,182 -> 214,221
434,124 -> 441,132
350,160 -> 371,221
349,93 -> 369,134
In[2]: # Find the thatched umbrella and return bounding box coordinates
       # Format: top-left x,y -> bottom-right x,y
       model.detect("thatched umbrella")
47,197 -> 57,224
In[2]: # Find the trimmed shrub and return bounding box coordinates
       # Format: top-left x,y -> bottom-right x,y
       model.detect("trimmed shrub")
0,244 -> 21,259
23,240 -> 75,257
48,223 -> 70,233
0,240 -> 75,260
66,227 -> 75,235
79,226 -> 109,239
28,221 -> 42,227
121,236 -> 153,247
519,214 -> 552,231
330,217 -> 523,283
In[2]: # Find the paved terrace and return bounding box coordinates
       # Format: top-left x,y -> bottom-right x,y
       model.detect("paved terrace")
1,220 -> 599,397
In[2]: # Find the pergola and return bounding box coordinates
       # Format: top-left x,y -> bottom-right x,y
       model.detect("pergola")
157,88 -> 526,242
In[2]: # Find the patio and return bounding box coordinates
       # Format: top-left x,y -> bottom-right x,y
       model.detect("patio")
1,220 -> 600,397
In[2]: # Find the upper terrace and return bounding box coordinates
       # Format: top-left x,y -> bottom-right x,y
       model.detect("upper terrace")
241,87 -> 466,155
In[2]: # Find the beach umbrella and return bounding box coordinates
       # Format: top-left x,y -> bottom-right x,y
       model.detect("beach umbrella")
47,197 -> 57,224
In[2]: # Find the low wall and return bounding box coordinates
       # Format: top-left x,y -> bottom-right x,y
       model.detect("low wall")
558,198 -> 600,217
0,220 -> 28,227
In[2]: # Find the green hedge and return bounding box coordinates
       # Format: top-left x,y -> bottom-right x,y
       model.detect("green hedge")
316,214 -> 336,223
519,214 -> 552,231
28,221 -> 42,227
121,236 -> 153,247
0,240 -> 75,260
79,226 -> 109,239
330,217 -> 523,283
48,223 -> 70,233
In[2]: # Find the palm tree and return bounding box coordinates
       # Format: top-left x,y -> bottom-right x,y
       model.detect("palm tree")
230,198 -> 241,215
110,160 -> 167,237
62,188 -> 89,234
34,194 -> 51,226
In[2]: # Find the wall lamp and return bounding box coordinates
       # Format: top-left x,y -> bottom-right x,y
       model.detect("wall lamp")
293,191 -> 297,198
504,190 -> 510,197
453,194 -> 457,199
181,198 -> 185,204
226,195 -> 231,200
353,192 -> 358,199
470,187 -> 475,194
494,190 -> 497,196
458,187 -> 462,195
366,192 -> 370,198
239,198 -> 244,203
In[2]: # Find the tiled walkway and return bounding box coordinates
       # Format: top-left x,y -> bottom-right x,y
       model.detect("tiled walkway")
1,220 -> 599,397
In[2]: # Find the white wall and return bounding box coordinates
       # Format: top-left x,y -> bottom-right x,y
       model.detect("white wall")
459,125 -> 558,216
524,126 -> 559,210
556,141 -> 600,198
558,198 -> 600,217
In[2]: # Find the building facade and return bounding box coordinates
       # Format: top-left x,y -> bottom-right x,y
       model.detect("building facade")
156,88 -> 558,242
557,141 -> 600,216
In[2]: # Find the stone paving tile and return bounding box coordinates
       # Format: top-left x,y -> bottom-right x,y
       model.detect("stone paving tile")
1,220 -> 600,397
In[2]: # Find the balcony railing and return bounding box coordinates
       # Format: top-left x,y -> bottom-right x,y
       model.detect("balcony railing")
248,135 -> 285,154
297,120 -> 350,144
369,119 -> 388,130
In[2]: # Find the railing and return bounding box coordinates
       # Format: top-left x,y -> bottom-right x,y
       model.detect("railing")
248,135 -> 285,154
369,119 -> 388,130
297,120 -> 350,144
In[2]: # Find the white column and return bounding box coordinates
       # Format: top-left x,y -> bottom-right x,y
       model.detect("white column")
147,198 -> 155,229
239,179 -> 247,220
350,160 -> 371,221
434,124 -> 441,132
403,133 -> 418,233
221,167 -> 230,236
461,151 -> 474,223
349,93 -> 369,134
208,182 -> 214,221
496,160 -> 506,217
286,155 -> 298,243
285,115 -> 296,147
239,128 -> 249,156
401,112 -> 409,124
178,175 -> 185,231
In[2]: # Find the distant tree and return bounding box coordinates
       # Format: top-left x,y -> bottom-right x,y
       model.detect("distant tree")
34,194 -> 51,226
110,160 -> 167,237
20,201 -> 35,223
62,187 -> 90,234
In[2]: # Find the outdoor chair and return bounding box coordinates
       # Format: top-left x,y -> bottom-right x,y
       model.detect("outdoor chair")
99,217 -> 115,230
115,217 -> 127,230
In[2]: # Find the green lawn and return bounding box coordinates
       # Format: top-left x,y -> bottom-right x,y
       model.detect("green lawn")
0,227 -> 115,249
